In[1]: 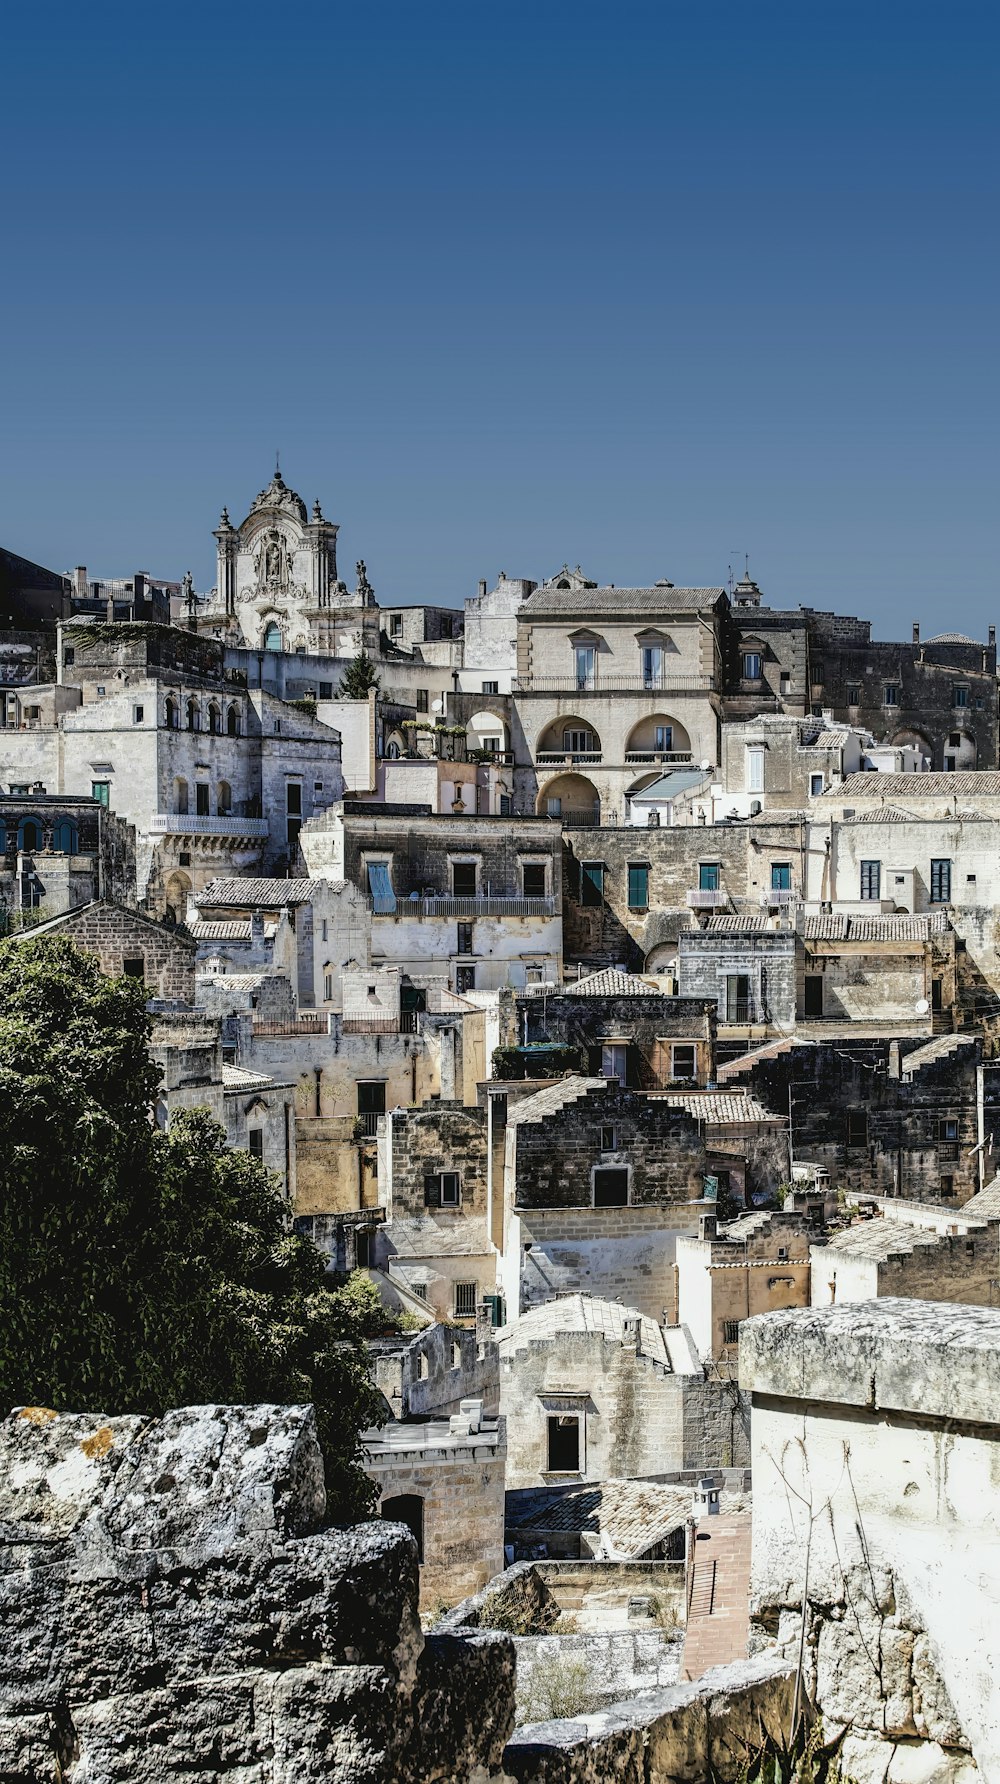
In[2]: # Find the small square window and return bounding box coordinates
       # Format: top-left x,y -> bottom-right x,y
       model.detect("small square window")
122,957 -> 145,980
593,1168 -> 629,1207
723,1319 -> 741,1346
600,1124 -> 618,1153
318,682 -> 332,699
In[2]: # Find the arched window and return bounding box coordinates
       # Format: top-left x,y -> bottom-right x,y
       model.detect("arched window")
208,703 -> 221,735
264,622 -> 282,651
226,704 -> 239,736
175,777 -> 189,815
217,780 -> 232,815
186,698 -> 200,731
52,819 -> 78,854
18,818 -> 43,852
165,696 -> 178,730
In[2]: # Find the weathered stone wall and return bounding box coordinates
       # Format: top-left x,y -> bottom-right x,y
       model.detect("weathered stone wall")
742,1301 -> 1000,1784
390,1101 -> 489,1216
510,1205 -> 700,1322
509,988 -> 716,1090
0,1402 -> 515,1784
511,1084 -> 706,1211
22,901 -> 196,1003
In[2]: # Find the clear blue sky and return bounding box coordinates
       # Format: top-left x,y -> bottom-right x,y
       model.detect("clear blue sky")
3,1 -> 997,632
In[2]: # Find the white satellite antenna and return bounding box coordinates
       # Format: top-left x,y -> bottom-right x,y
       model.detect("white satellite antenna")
915,998 -> 930,1015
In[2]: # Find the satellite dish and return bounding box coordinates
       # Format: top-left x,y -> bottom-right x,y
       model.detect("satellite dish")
700,759 -> 712,771
915,998 -> 930,1015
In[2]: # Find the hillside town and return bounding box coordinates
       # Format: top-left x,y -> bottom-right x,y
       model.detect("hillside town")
4,471 -> 1000,1782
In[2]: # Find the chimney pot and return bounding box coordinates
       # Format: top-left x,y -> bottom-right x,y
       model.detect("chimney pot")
912,622 -> 920,644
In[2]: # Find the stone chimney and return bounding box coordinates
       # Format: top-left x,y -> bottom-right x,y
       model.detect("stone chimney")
913,622 -> 920,644
700,1212 -> 718,1241
250,910 -> 264,946
478,579 -> 487,598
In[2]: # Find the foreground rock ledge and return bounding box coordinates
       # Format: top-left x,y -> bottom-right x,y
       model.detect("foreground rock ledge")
0,1401 -> 793,1783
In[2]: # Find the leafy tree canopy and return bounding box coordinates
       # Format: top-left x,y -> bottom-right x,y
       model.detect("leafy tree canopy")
0,935 -> 385,1521
337,651 -> 381,699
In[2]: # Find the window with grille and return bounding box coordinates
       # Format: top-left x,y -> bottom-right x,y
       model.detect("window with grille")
930,859 -> 951,903
456,922 -> 474,955
860,860 -> 881,900
953,686 -> 969,708
723,1320 -> 741,1346
454,1281 -> 477,1318
883,684 -> 899,706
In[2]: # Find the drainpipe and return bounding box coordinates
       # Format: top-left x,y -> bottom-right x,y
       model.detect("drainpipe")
314,1065 -> 322,1118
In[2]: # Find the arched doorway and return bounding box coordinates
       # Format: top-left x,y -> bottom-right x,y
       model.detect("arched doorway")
381,1493 -> 424,1561
164,870 -> 192,925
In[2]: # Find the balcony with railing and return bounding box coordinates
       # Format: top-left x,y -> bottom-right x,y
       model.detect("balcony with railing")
370,894 -> 557,920
513,671 -> 717,693
686,887 -> 731,909
149,814 -> 270,838
341,1012 -> 419,1035
535,751 -> 603,766
623,749 -> 694,766
760,888 -> 798,908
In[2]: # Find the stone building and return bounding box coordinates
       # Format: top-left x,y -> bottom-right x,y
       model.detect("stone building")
675,1210 -> 814,1360
364,1322 -> 506,1608
497,1294 -> 750,1488
17,899 -> 196,1003
299,802 -> 563,993
376,1102 -> 496,1322
723,1032 -> 999,1205
499,1075 -> 708,1321
499,968 -> 717,1090
192,875 -> 370,1009
810,1200 -> 998,1309
0,792 -> 135,923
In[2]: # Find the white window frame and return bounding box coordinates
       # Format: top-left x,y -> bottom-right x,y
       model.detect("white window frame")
601,1042 -> 627,1082
746,746 -> 765,793
671,1043 -> 697,1080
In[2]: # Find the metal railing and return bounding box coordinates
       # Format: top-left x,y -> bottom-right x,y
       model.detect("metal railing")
356,1110 -> 382,1138
551,808 -> 602,827
150,814 -> 270,837
761,888 -> 797,907
341,1016 -> 406,1034
513,672 -> 716,693
370,894 -> 557,920
535,751 -> 603,766
686,888 -> 729,908
624,750 -> 694,765
251,1015 -> 331,1035
725,1001 -> 755,1024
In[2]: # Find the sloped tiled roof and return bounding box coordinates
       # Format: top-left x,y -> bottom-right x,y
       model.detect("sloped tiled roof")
842,806 -> 920,823
507,1076 -> 608,1126
497,1294 -> 669,1366
196,877 -> 323,907
702,914 -> 774,933
221,1063 -> 280,1094
834,773 -> 1000,797
823,1220 -> 958,1262
506,1479 -> 693,1559
804,911 -> 950,942
188,919 -> 279,941
519,585 -> 726,617
655,1091 -> 780,1125
569,968 -> 661,997
957,1178 -> 1000,1219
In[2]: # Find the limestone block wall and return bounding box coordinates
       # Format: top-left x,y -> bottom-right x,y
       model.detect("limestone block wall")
40,901 -> 196,1003
508,1205 -> 700,1322
741,1300 -> 1000,1784
367,1431 -> 507,1609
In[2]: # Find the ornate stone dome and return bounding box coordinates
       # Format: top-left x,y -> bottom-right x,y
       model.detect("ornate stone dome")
247,467 -> 307,525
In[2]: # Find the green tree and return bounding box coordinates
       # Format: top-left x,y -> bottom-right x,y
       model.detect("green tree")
337,651 -> 381,699
0,935 -> 384,1521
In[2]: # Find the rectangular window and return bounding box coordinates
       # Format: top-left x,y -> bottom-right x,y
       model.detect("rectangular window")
122,957 -> 145,980
746,746 -> 765,792
563,728 -> 596,753
771,862 -> 792,890
600,1124 -> 618,1153
522,863 -> 546,897
196,784 -> 210,816
482,679 -> 499,694
286,782 -> 302,816
91,781 -> 110,806
939,1117 -> 959,1162
930,858 -> 952,904
133,704 -> 144,723
953,686 -> 969,708
454,1281 -> 477,1318
357,1082 -> 386,1138
423,1170 -> 461,1207
671,1043 -> 697,1080
723,1319 -> 741,1346
780,672 -> 791,693
367,861 -> 396,912
416,688 -> 429,713
324,972 -> 333,1000
847,1111 -> 868,1147
810,773 -> 825,796
940,1175 -> 955,1198
653,724 -> 673,751
318,682 -> 333,699
847,684 -> 861,706
63,647 -> 75,666
742,652 -> 763,681
594,1168 -> 629,1207
547,1414 -> 580,1472
860,860 -> 881,901
811,662 -> 825,685
628,863 -> 649,909
389,614 -> 403,637
456,964 -> 476,993
575,645 -> 596,689
804,974 -> 824,1017
642,645 -> 663,685
499,794 -> 512,816
456,921 -> 474,955
699,862 -> 721,891
726,975 -> 751,1023
452,861 -> 477,896
581,860 -> 604,905
248,1129 -> 264,1160
883,684 -> 899,707
601,1043 -> 627,1083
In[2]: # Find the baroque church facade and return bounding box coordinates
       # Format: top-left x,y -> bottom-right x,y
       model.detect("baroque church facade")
197,466 -> 380,656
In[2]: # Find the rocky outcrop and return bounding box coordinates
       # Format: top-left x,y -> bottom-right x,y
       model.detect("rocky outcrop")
0,1402 -> 514,1784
